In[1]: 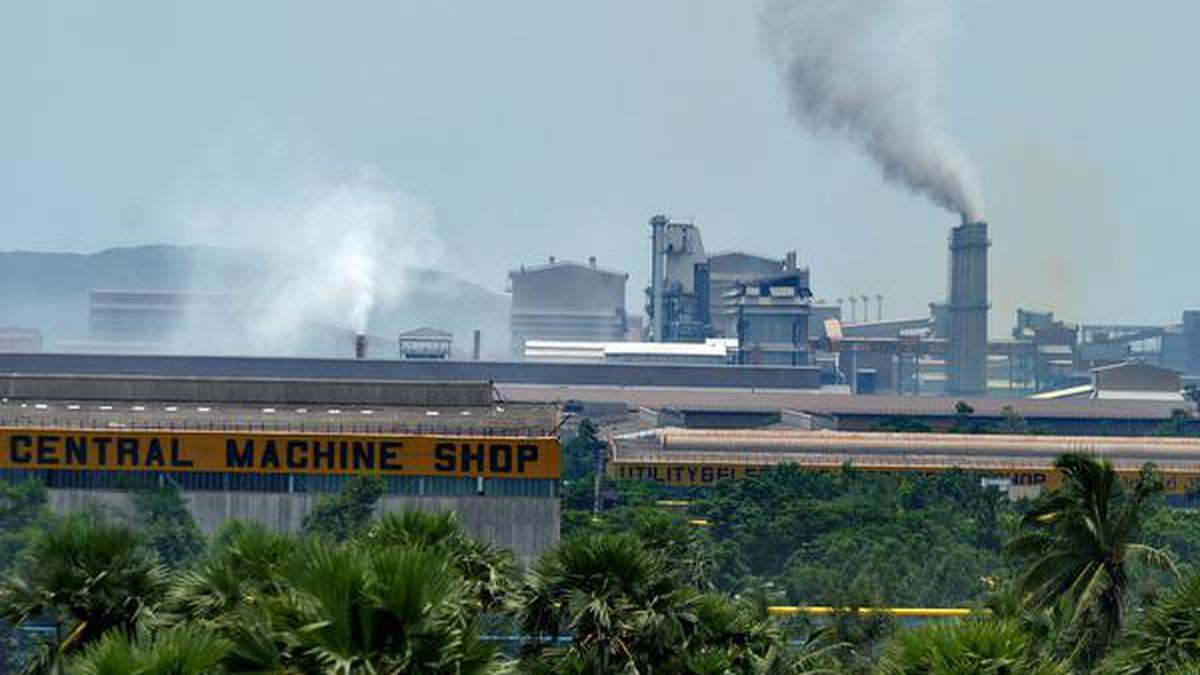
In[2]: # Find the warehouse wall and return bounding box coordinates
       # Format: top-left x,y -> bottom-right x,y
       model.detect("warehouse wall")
47,489 -> 559,562
0,374 -> 492,406
0,353 -> 822,391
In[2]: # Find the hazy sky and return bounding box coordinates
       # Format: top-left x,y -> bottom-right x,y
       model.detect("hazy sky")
1,1 -> 1197,333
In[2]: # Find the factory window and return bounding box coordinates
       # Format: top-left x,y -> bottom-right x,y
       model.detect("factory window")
423,476 -> 479,496
172,472 -> 227,492
226,473 -> 291,493
0,470 -> 560,499
483,478 -> 558,498
293,475 -> 349,494
383,476 -> 423,495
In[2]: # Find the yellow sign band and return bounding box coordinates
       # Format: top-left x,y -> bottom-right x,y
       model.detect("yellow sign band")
0,428 -> 561,479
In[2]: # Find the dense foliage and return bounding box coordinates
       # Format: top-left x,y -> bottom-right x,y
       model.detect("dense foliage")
6,450 -> 1200,672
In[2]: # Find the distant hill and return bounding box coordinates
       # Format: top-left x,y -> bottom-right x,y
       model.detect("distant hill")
0,246 -> 512,357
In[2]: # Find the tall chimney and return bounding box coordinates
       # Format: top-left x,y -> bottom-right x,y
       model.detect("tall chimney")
650,214 -> 668,342
354,333 -> 367,359
472,329 -> 482,361
946,221 -> 990,395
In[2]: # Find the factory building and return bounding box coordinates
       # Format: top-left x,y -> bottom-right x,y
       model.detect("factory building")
646,215 -> 799,343
606,427 -> 1200,498
0,327 -> 43,352
87,290 -> 255,352
723,269 -> 813,366
508,257 -> 628,356
397,327 -> 453,360
0,375 -> 561,560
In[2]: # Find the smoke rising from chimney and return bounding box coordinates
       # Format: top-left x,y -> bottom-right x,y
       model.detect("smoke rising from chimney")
177,170 -> 445,354
762,0 -> 984,222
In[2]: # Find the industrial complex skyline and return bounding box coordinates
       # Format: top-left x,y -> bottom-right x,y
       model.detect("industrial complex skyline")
1,2 -> 1198,329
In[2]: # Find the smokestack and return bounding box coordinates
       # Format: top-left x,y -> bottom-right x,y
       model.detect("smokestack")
354,333 -> 367,359
946,220 -> 989,395
472,329 -> 482,361
650,214 -> 668,342
876,294 -> 883,321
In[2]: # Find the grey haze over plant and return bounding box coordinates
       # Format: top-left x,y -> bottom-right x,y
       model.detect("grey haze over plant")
763,0 -> 984,222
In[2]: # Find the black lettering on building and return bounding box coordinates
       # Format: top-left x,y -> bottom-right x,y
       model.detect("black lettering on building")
260,440 -> 281,469
286,440 -> 308,469
94,437 -> 111,466
226,439 -> 254,468
516,444 -> 538,474
462,443 -> 486,472
434,442 -> 455,471
144,438 -> 165,467
312,442 -> 334,470
170,439 -> 192,467
380,441 -> 404,470
352,442 -> 375,470
36,435 -> 60,465
9,435 -> 32,464
116,438 -> 138,466
65,437 -> 87,465
489,444 -> 513,473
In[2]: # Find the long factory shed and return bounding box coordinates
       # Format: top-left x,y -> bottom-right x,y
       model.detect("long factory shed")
609,427 -> 1200,495
0,352 -> 822,390
499,384 -> 1198,436
0,376 -> 563,560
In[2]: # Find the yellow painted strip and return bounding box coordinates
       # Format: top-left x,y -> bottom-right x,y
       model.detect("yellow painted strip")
767,606 -> 981,618
0,427 -> 561,479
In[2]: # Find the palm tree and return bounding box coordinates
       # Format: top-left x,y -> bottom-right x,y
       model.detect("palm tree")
66,625 -> 230,675
360,510 -> 516,614
165,521 -> 295,625
1098,570 -> 1200,674
519,533 -> 678,671
0,513 -> 166,673
1005,454 -> 1177,663
881,619 -> 1068,675
520,533 -> 791,674
223,539 -> 499,674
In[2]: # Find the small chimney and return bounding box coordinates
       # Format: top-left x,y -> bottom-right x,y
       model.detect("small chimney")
354,333 -> 367,359
548,255 -> 556,264
588,256 -> 597,268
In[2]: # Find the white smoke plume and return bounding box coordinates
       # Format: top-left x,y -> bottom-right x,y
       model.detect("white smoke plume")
763,0 -> 984,222
177,172 -> 445,355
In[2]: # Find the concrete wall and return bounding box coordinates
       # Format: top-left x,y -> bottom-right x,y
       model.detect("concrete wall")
0,374 -> 493,406
0,353 -> 822,391
47,489 -> 559,562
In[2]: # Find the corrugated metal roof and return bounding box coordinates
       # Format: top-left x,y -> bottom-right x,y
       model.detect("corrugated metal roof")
500,384 -> 1193,420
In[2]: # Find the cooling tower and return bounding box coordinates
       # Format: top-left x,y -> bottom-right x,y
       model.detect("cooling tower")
946,221 -> 989,395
